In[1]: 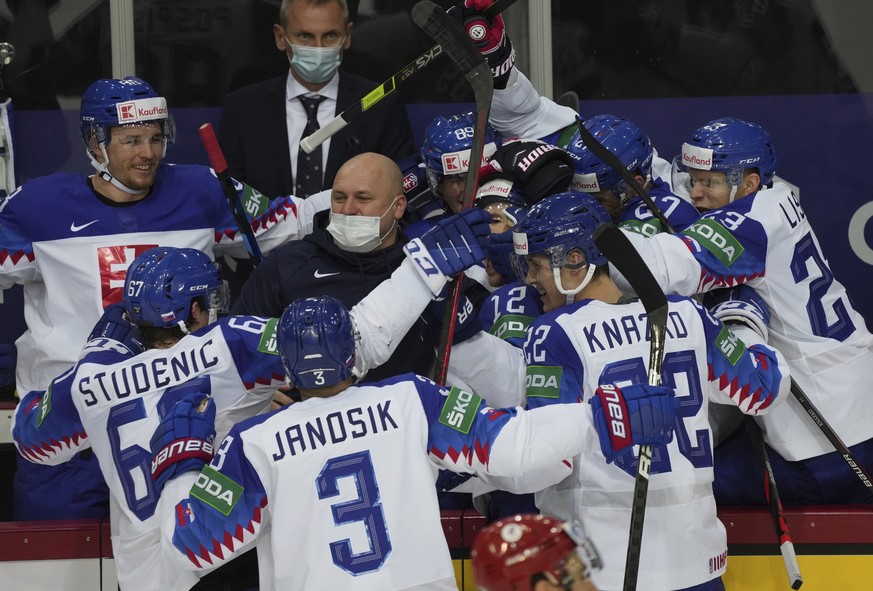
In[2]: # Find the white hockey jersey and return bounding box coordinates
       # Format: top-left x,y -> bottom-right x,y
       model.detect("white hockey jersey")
522,296 -> 789,591
12,317 -> 286,591
0,165 -> 328,393
620,181 -> 873,460
157,374 -> 599,591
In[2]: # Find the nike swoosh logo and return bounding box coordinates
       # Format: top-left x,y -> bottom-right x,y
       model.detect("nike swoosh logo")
314,270 -> 340,278
70,220 -> 99,232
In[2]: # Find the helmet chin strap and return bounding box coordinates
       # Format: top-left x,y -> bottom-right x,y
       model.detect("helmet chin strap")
728,184 -> 739,204
87,145 -> 147,195
554,264 -> 596,306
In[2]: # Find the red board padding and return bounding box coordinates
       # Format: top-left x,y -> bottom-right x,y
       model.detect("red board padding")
719,505 -> 873,545
0,518 -> 112,561
2,506 -> 872,562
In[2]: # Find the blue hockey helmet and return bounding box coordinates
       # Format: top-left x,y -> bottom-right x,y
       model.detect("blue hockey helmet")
278,296 -> 357,390
80,76 -> 176,148
420,112 -> 501,196
513,191 -> 610,270
565,114 -> 653,206
123,247 -> 227,331
676,117 -> 778,187
474,173 -> 530,211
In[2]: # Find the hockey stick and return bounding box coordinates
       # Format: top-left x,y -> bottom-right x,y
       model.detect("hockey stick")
300,0 -> 519,154
411,0 -> 493,386
745,417 -> 803,589
575,115 -> 675,234
592,223 -> 667,591
199,123 -> 264,266
791,379 -> 873,498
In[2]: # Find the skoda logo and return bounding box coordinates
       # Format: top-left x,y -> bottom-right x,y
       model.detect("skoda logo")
468,23 -> 487,41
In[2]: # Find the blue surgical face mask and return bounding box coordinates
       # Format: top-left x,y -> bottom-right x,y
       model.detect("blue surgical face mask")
286,41 -> 343,84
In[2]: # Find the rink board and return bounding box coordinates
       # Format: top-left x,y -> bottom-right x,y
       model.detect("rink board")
0,506 -> 871,590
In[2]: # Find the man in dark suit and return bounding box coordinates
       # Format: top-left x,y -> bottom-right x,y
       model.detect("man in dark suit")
218,0 -> 414,199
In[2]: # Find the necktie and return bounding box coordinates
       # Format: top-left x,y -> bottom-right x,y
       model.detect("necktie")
296,95 -> 326,199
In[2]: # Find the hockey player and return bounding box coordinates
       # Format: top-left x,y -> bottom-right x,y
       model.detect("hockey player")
2,76 -> 329,520
619,117 -> 873,505
566,114 -> 699,233
473,191 -> 790,590
149,294 -> 678,590
471,513 -> 601,591
12,210 -> 494,591
419,111 -> 502,216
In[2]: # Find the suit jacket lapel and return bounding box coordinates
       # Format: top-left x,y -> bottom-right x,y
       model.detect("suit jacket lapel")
269,75 -> 295,193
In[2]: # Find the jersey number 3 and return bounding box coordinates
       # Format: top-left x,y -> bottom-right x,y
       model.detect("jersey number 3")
317,450 -> 393,575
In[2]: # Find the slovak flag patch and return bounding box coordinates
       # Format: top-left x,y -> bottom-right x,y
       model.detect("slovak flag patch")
176,500 -> 196,526
161,312 -> 177,323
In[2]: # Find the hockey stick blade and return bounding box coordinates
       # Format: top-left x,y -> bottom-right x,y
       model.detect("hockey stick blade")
746,417 -> 803,589
301,0 -> 520,154
412,0 -> 494,385
593,223 -> 667,591
576,115 -> 675,234
199,123 -> 264,265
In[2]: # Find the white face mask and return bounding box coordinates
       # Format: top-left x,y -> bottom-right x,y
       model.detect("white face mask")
327,197 -> 399,253
287,42 -> 343,84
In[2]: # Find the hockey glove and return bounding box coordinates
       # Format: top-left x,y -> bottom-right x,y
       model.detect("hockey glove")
486,229 -> 518,285
0,343 -> 14,388
88,303 -> 144,355
150,392 -> 216,491
404,208 -> 492,296
450,0 -> 515,88
590,383 -> 677,464
704,285 -> 771,341
489,140 -> 576,204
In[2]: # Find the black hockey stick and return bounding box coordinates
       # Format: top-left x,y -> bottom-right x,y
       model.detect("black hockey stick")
592,223 -> 667,591
745,417 -> 803,589
411,0 -> 493,386
575,115 -> 675,234
791,379 -> 873,497
300,0 -> 520,154
199,123 -> 264,266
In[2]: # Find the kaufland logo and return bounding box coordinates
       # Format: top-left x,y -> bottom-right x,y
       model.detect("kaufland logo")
479,178 -> 512,197
441,143 -> 498,175
116,97 -> 169,123
512,232 -> 529,255
403,172 -> 418,192
570,173 -> 600,192
682,143 -> 714,170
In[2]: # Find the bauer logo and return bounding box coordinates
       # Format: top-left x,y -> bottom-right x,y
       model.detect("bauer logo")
681,143 -> 714,170
525,366 -> 562,398
438,387 -> 482,434
191,466 -> 243,516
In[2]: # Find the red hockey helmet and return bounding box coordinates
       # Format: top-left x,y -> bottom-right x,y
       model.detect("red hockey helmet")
471,514 -> 599,591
